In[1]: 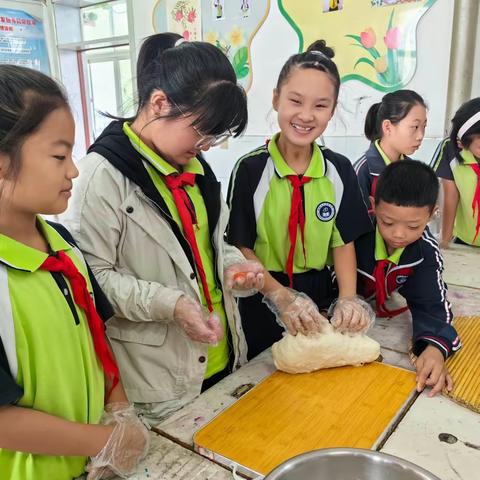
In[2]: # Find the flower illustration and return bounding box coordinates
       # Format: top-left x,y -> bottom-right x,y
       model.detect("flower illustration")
360,28 -> 376,48
346,8 -> 403,89
187,9 -> 196,24
175,10 -> 183,21
228,26 -> 244,49
204,30 -> 219,45
374,56 -> 387,73
384,27 -> 400,49
183,30 -> 190,40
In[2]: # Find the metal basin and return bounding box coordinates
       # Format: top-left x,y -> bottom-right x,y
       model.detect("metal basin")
263,448 -> 441,480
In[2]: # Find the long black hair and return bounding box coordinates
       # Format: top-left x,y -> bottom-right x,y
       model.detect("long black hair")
364,90 -> 427,142
0,64 -> 69,184
129,33 -> 247,138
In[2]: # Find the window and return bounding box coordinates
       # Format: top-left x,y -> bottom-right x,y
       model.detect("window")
85,46 -> 134,138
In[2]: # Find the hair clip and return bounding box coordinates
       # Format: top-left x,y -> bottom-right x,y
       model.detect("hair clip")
308,50 -> 329,60
458,111 -> 480,140
175,38 -> 187,47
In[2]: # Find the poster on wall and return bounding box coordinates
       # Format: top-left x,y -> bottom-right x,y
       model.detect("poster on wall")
164,0 -> 201,41
201,0 -> 270,91
153,0 -> 270,92
0,8 -> 50,74
278,0 -> 437,92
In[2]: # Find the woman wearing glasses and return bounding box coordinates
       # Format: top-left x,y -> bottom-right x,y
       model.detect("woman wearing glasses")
63,33 -> 263,424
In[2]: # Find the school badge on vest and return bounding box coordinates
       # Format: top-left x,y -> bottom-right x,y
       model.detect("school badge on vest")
316,202 -> 335,221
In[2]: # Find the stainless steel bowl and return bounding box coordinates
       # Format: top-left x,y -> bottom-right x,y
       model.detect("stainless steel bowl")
263,448 -> 441,480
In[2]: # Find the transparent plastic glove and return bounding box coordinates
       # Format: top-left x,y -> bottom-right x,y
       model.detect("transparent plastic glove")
174,295 -> 224,344
263,288 -> 329,335
86,403 -> 150,480
224,260 -> 265,297
330,296 -> 375,334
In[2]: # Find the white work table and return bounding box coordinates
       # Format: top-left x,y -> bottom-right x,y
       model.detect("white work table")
126,246 -> 480,479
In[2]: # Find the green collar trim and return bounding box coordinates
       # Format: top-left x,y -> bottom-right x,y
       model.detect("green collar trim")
375,140 -> 392,166
459,149 -> 479,165
374,226 -> 404,264
123,122 -> 204,176
268,133 -> 325,178
0,216 -> 72,272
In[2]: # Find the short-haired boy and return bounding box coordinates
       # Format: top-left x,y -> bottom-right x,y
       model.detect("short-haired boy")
355,160 -> 461,396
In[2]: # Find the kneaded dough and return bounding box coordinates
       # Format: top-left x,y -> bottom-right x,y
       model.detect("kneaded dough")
272,324 -> 381,374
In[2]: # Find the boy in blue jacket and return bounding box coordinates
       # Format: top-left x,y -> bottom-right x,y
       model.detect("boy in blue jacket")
355,160 -> 461,397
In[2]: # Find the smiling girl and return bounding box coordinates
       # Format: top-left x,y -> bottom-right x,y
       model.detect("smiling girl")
227,40 -> 373,359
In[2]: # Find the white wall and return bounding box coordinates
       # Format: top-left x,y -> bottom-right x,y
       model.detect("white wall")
470,5 -> 480,99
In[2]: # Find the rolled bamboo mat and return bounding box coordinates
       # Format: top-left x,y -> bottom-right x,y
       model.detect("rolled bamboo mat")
445,316 -> 480,412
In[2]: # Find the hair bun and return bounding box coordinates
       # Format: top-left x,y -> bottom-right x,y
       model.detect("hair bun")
306,39 -> 335,59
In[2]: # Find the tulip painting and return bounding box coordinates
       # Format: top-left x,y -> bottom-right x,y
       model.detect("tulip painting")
346,8 -> 403,88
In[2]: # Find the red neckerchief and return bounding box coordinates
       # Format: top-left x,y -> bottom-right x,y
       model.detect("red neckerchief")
40,251 -> 120,395
285,175 -> 312,287
470,163 -> 480,243
373,258 -> 409,318
163,172 -> 213,312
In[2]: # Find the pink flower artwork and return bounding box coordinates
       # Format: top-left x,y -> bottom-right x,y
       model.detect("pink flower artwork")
187,9 -> 197,23
360,28 -> 376,48
175,10 -> 184,21
384,27 -> 400,49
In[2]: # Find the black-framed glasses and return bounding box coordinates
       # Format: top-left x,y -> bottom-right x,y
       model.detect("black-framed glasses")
170,99 -> 233,149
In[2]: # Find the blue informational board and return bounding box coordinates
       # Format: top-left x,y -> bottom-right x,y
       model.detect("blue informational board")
0,8 -> 50,74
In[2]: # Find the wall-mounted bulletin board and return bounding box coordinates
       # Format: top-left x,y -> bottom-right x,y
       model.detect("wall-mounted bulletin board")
153,0 -> 270,92
279,0 -> 437,92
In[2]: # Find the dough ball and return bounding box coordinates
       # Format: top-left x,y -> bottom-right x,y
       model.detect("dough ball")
272,324 -> 381,374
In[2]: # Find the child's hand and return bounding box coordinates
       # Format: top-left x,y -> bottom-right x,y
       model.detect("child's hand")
263,288 -> 329,335
224,261 -> 265,297
439,239 -> 451,249
415,345 -> 453,397
86,403 -> 149,479
173,296 -> 224,344
330,297 -> 375,334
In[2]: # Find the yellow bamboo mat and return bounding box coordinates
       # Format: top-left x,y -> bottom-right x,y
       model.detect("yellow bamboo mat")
445,316 -> 480,412
194,363 -> 416,475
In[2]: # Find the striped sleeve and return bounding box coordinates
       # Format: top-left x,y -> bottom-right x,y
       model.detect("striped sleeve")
433,138 -> 456,180
353,154 -> 373,208
326,151 -> 373,246
399,229 -> 461,358
226,155 -> 259,250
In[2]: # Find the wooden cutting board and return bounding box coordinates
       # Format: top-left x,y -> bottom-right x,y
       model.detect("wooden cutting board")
194,362 -> 416,476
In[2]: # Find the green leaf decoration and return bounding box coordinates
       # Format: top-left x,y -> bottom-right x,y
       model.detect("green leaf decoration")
345,34 -> 362,44
236,65 -> 250,79
354,57 -> 375,69
233,46 -> 248,71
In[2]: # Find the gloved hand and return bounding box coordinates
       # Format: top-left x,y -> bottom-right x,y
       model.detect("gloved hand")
86,403 -> 150,480
263,288 -> 329,335
330,296 -> 375,334
224,260 -> 265,297
173,295 -> 224,344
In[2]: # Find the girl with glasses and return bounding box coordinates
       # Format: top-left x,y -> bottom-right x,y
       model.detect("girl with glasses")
63,33 -> 264,424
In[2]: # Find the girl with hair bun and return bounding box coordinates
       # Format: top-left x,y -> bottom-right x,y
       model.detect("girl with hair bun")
227,40 -> 373,360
